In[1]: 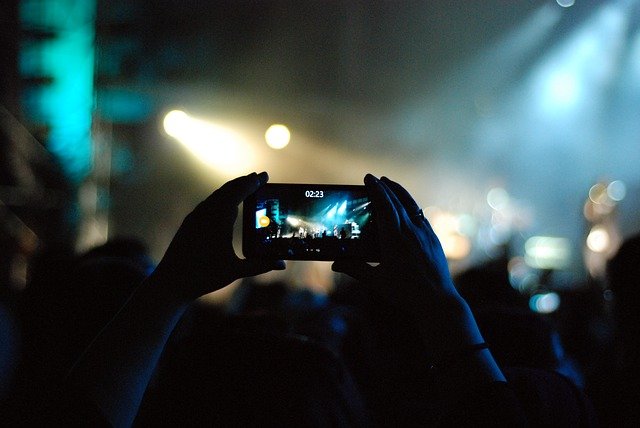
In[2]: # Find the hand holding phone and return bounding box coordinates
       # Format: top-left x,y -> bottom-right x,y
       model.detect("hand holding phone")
153,172 -> 285,300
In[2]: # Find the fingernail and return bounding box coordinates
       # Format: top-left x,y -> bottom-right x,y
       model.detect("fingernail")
364,173 -> 378,184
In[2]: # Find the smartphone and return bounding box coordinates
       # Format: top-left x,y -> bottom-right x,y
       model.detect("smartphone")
243,183 -> 379,261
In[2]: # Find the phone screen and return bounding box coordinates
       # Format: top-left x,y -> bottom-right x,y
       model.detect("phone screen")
243,183 -> 379,261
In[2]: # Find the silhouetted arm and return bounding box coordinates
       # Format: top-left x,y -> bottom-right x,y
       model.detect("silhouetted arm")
63,172 -> 284,427
333,174 -> 516,422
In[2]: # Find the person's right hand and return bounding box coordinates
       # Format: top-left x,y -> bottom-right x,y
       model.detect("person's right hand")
332,174 -> 483,352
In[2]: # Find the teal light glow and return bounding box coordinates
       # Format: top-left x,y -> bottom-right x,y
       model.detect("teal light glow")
20,0 -> 97,183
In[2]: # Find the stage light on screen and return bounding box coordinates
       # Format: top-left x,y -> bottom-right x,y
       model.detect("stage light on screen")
287,217 -> 301,227
255,208 -> 267,228
163,110 -> 255,176
337,201 -> 347,215
265,124 -> 291,149
326,204 -> 338,220
258,216 -> 270,228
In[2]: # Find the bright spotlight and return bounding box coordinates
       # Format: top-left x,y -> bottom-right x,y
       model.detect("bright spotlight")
163,110 -> 189,137
265,124 -> 291,149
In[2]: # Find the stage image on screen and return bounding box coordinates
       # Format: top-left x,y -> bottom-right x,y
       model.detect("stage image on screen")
248,184 -> 378,260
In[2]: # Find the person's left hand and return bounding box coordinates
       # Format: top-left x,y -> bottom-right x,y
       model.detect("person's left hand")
152,172 -> 285,301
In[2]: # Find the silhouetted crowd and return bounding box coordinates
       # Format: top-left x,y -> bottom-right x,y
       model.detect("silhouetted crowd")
1,171 -> 638,426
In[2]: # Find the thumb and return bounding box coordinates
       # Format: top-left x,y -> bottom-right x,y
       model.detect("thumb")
332,259 -> 377,283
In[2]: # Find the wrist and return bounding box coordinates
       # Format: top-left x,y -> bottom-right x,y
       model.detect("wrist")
413,294 -> 485,353
140,269 -> 195,309
429,345 -> 506,384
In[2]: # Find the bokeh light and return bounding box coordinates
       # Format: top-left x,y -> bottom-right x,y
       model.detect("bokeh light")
529,292 -> 561,313
487,188 -> 510,210
556,0 -> 576,8
607,180 -> 626,201
525,236 -> 571,269
265,124 -> 291,149
586,225 -> 610,253
588,183 -> 608,204
258,216 -> 271,227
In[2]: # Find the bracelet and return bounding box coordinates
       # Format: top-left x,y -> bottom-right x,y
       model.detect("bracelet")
429,342 -> 489,371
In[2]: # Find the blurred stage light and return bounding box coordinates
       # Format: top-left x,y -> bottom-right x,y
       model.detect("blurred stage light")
588,183 -> 608,204
547,72 -> 580,107
487,187 -> 510,210
556,0 -> 575,8
586,225 -> 610,253
19,0 -> 96,182
508,257 -> 538,292
531,3 -> 627,117
529,292 -> 561,313
607,180 -> 626,201
428,209 -> 473,260
163,110 -> 255,176
265,124 -> 291,149
525,236 -> 571,269
440,233 -> 472,261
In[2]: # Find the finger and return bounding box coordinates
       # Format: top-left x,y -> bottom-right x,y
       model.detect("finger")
364,174 -> 401,237
381,177 -> 436,233
205,171 -> 268,207
377,178 -> 415,230
332,259 -> 378,283
380,177 -> 423,223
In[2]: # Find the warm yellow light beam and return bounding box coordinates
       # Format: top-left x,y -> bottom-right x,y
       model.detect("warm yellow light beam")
163,110 -> 255,175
